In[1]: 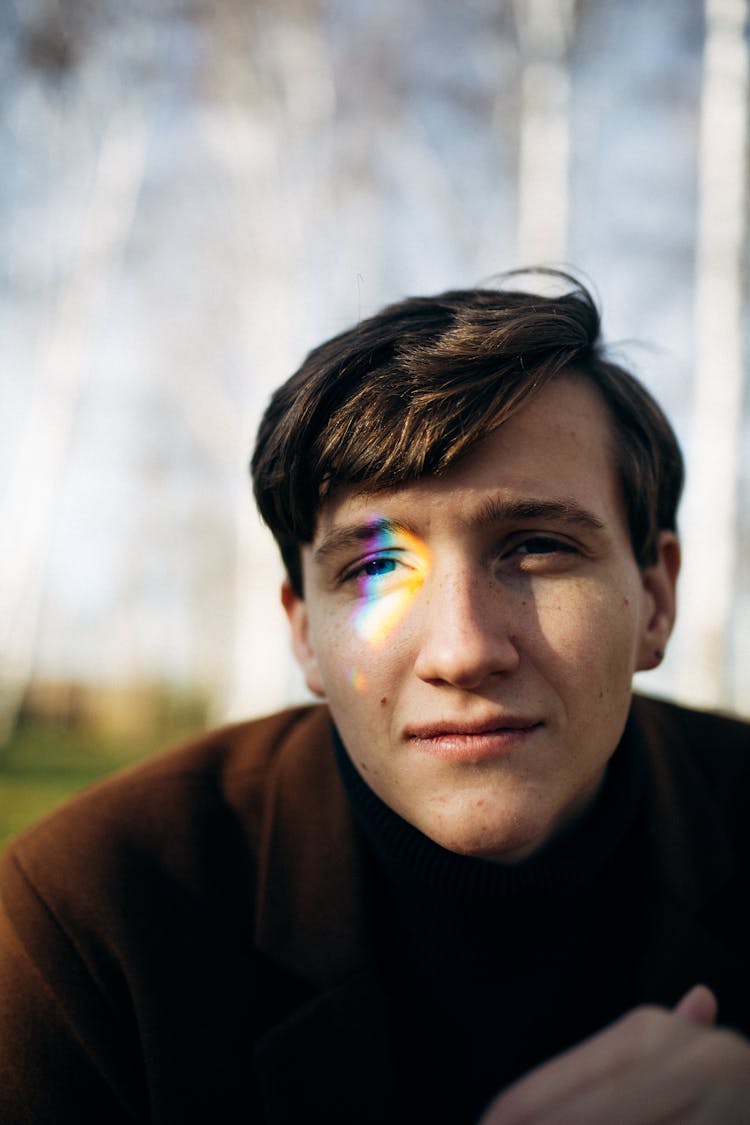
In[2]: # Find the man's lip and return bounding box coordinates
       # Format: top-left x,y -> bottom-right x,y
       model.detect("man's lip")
404,717 -> 542,739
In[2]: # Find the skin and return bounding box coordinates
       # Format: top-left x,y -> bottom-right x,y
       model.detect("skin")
284,376 -> 680,862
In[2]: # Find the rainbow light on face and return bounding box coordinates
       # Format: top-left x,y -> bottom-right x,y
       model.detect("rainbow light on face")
349,522 -> 431,649
348,667 -> 368,692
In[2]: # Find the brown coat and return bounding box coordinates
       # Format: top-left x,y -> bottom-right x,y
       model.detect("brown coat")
1,697 -> 749,1124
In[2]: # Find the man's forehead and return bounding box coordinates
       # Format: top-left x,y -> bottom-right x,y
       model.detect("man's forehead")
307,379 -> 625,555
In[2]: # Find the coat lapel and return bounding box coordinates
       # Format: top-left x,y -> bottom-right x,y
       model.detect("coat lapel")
252,967 -> 398,1124
250,707 -> 400,1121
633,697 -> 750,1029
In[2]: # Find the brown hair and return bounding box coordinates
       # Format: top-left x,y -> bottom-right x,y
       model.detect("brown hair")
252,270 -> 684,595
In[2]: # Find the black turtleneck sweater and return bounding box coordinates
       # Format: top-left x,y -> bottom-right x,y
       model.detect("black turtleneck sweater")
333,717 -> 646,1125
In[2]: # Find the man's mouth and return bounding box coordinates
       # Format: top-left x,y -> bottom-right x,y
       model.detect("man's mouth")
406,716 -> 541,738
404,718 -> 543,761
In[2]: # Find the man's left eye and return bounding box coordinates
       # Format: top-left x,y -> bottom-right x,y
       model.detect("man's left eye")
513,537 -> 575,556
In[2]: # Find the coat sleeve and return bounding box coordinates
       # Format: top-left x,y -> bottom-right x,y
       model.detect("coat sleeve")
0,846 -> 146,1125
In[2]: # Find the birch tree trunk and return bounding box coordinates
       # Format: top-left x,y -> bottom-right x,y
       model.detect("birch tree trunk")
676,0 -> 748,709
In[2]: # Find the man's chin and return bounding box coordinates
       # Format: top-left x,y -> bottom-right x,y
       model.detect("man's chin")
413,812 -> 552,865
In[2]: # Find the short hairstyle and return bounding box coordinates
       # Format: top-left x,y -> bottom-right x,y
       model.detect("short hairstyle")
252,270 -> 684,596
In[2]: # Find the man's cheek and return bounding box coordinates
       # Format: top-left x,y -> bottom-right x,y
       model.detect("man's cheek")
317,643 -> 375,701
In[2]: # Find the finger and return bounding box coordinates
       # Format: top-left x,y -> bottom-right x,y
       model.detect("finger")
673,984 -> 718,1027
480,1006 -> 698,1124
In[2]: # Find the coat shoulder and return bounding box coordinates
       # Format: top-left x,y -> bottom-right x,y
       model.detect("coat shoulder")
0,704 -> 333,932
632,693 -> 750,822
633,693 -> 750,755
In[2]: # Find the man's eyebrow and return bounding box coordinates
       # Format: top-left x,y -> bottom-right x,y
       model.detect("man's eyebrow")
473,495 -> 607,532
312,517 -> 417,565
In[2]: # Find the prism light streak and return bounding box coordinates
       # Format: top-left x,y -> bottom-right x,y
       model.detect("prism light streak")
348,667 -> 367,692
347,524 -> 430,690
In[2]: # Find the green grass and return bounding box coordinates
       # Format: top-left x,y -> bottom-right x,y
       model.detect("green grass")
0,772 -> 110,851
0,710 -> 206,852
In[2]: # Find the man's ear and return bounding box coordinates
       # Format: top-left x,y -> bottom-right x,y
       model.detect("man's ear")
280,580 -> 326,698
636,531 -> 681,672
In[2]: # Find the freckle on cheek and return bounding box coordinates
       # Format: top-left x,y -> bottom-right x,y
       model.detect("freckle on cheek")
380,696 -> 387,707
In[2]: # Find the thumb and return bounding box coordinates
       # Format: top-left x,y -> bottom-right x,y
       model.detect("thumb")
673,984 -> 718,1026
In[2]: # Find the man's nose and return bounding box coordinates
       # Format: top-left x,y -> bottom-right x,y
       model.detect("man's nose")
413,570 -> 521,689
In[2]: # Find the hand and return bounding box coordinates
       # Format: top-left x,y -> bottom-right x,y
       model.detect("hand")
478,986 -> 750,1124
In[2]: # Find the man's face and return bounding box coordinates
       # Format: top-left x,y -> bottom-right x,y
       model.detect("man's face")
284,377 -> 679,862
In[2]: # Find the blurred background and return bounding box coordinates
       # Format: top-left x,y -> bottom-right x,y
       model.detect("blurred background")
1,0 -> 748,845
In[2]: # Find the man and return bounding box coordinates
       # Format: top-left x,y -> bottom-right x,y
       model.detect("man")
1,272 -> 749,1123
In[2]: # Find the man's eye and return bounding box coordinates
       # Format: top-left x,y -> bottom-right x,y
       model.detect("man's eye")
360,557 -> 399,577
513,537 -> 576,556
346,555 -> 401,582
